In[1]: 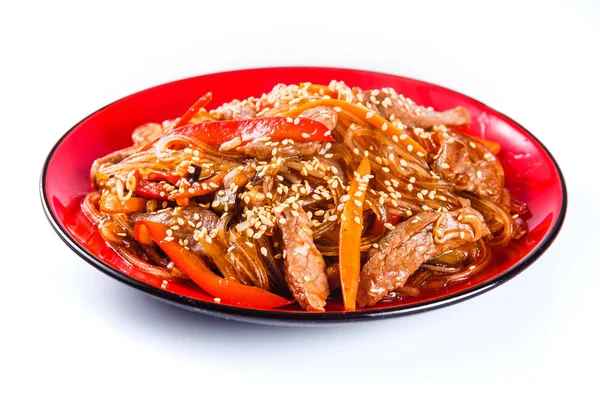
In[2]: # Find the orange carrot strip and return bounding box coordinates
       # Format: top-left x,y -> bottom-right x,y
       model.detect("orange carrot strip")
99,193 -> 146,214
339,156 -> 371,311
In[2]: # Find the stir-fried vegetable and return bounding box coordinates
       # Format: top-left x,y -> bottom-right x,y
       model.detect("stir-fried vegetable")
171,92 -> 213,130
476,137 -> 501,155
339,156 -> 371,311
135,220 -> 293,309
161,117 -> 334,149
99,193 -> 146,214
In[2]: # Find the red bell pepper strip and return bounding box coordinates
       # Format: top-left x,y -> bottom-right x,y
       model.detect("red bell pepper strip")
135,220 -> 293,309
135,179 -> 170,200
168,172 -> 226,201
147,171 -> 181,185
171,92 -> 213,130
160,117 -> 333,148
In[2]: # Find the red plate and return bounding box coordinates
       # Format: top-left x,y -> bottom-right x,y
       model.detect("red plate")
41,67 -> 567,325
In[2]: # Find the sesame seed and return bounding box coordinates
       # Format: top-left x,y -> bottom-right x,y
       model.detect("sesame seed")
382,167 -> 390,173
353,148 -> 360,155
353,199 -> 363,207
214,297 -> 221,303
384,223 -> 394,230
441,163 -> 450,169
366,112 -> 374,119
301,133 -> 310,139
400,159 -> 408,167
469,141 -> 476,148
484,153 -> 493,160
407,144 -> 413,152
477,171 -> 483,179
164,236 -> 174,242
333,106 -> 342,112
293,117 -> 300,125
381,123 -> 388,131
392,135 -> 399,143
329,215 -> 339,222
354,216 -> 361,224
161,280 -> 168,289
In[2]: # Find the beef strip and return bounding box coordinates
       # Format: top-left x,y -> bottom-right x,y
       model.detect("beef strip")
357,207 -> 489,307
432,136 -> 504,200
236,141 -> 323,160
276,206 -> 329,311
130,207 -> 219,259
212,99 -> 257,120
362,89 -> 471,129
131,122 -> 164,146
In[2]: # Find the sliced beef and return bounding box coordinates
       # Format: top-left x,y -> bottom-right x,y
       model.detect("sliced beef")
432,136 -> 504,199
363,89 -> 471,129
131,122 -> 164,146
212,99 -> 256,120
276,206 -> 329,311
357,207 -> 489,307
130,207 -> 219,258
236,141 -> 323,160
90,147 -> 139,187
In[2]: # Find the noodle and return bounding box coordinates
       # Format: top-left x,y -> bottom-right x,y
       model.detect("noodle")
86,80 -> 529,310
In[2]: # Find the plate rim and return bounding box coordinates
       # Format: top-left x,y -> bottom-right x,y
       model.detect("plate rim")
40,66 -> 568,324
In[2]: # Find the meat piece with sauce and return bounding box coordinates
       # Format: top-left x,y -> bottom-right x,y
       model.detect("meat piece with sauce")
276,206 -> 329,311
236,141 -> 324,160
211,99 -> 257,120
432,135 -> 504,200
357,208 -> 489,307
363,89 -> 471,129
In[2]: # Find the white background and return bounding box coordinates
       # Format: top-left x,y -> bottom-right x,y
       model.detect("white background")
1,0 -> 599,398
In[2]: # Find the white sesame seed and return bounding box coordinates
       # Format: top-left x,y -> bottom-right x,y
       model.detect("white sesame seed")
293,117 -> 300,125
381,123 -> 388,131
366,111 -> 374,119
354,216 -> 361,224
